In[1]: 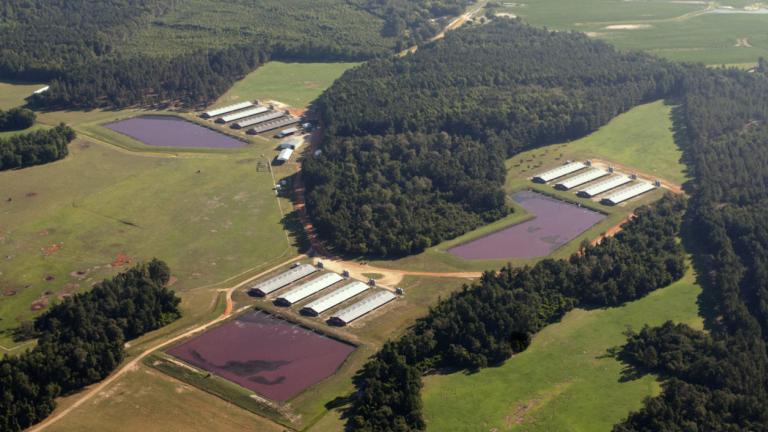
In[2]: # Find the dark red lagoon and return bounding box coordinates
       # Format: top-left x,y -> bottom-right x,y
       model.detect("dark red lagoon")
104,115 -> 246,148
448,191 -> 605,260
167,310 -> 355,401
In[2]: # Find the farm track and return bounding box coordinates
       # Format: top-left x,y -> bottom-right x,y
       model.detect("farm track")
28,255 -> 305,432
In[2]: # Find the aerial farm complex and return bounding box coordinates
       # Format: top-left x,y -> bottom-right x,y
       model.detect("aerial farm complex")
202,100 -> 300,137
533,161 -> 659,205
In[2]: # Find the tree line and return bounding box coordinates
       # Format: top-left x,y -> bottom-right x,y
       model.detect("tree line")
305,19 -> 679,256
349,196 -> 687,431
0,108 -> 36,132
611,65 -> 768,431
0,124 -> 75,171
0,260 -> 181,432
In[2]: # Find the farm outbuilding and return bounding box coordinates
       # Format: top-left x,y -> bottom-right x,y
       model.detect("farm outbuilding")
301,281 -> 370,316
554,168 -> 609,190
202,101 -> 254,119
248,264 -> 318,297
328,290 -> 397,326
600,182 -> 656,205
275,272 -> 344,306
232,110 -> 285,129
577,175 -> 633,198
216,106 -> 269,124
277,137 -> 304,150
276,148 -> 294,163
277,127 -> 299,138
532,161 -> 587,183
248,116 -> 299,134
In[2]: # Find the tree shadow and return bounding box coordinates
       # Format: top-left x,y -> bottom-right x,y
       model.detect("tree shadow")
280,209 -> 311,254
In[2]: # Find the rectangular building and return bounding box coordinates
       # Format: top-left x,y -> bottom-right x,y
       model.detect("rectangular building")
577,175 -> 633,198
600,182 -> 656,206
202,101 -> 254,119
232,111 -> 285,129
216,106 -> 269,124
275,273 -> 344,306
532,162 -> 587,183
248,116 -> 299,134
301,281 -> 370,316
328,290 -> 397,326
248,264 -> 317,297
277,127 -> 299,138
554,168 -> 609,190
278,137 -> 304,150
276,148 -> 294,163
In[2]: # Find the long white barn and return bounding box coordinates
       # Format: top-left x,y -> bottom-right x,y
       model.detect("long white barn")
202,101 -> 254,119
216,106 -> 269,124
532,162 -> 586,183
301,281 -> 370,316
329,290 -> 397,326
248,264 -> 317,297
232,110 -> 285,129
275,272 -> 344,306
554,168 -> 609,190
601,182 -> 656,205
577,175 -> 633,198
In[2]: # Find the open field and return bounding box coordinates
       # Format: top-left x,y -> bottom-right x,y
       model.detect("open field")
499,0 -> 768,65
422,260 -> 703,431
0,81 -> 43,110
46,363 -> 285,432
370,99 -> 684,273
213,61 -> 360,109
0,123 -> 49,139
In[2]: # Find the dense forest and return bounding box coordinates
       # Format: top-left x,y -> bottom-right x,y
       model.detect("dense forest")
0,260 -> 181,431
1,0 -> 471,108
611,65 -> 768,431
0,124 -> 75,171
305,19 -> 678,255
348,196 -> 687,431
0,108 -> 36,131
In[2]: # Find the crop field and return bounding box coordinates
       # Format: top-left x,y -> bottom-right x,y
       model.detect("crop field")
499,0 -> 768,65
369,99 -> 684,273
0,102 -> 299,350
213,61 -> 360,109
422,260 -> 703,431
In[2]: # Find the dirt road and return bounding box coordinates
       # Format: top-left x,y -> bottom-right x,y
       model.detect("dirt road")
28,255 -> 305,432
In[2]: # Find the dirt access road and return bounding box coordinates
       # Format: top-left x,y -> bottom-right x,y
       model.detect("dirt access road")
398,0 -> 488,56
28,255 -> 306,432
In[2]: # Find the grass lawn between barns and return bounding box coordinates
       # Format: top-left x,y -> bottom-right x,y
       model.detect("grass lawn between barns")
422,259 -> 703,432
370,99 -> 687,273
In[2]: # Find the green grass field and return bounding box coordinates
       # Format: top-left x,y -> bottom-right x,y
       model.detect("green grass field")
370,99 -> 684,273
212,61 -> 360,108
422,261 -> 703,431
0,81 -> 43,110
498,0 -> 768,65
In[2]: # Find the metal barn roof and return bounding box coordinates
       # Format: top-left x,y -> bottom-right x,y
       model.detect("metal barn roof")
600,182 -> 656,205
276,148 -> 294,162
329,290 -> 397,326
203,101 -> 254,119
232,110 -> 285,129
217,106 -> 269,123
276,272 -> 344,306
532,162 -> 587,183
301,281 -> 370,316
248,116 -> 299,134
277,137 -> 304,150
554,168 -> 609,190
577,175 -> 633,198
248,264 -> 317,296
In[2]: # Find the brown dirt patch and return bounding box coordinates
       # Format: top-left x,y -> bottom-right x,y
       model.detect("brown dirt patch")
167,276 -> 178,286
70,269 -> 89,279
26,192 -> 38,198
111,253 -> 131,267
3,289 -> 17,297
287,107 -> 307,118
42,243 -> 63,256
44,275 -> 55,282
38,229 -> 50,236
58,283 -> 80,300
30,295 -> 50,311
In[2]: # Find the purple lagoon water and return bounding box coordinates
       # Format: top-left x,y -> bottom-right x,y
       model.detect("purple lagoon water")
104,115 -> 246,149
448,191 -> 605,260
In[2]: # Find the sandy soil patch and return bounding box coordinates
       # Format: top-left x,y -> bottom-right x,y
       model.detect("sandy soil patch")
604,24 -> 652,30
111,253 -> 131,267
585,32 -> 607,38
42,243 -> 63,256
735,38 -> 753,48
495,12 -> 517,18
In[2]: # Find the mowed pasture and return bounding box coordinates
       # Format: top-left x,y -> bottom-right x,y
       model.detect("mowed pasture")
0,81 -> 43,110
500,0 -> 768,65
0,107 -> 297,350
422,262 -> 703,431
213,61 -> 360,109
370,99 -> 685,273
